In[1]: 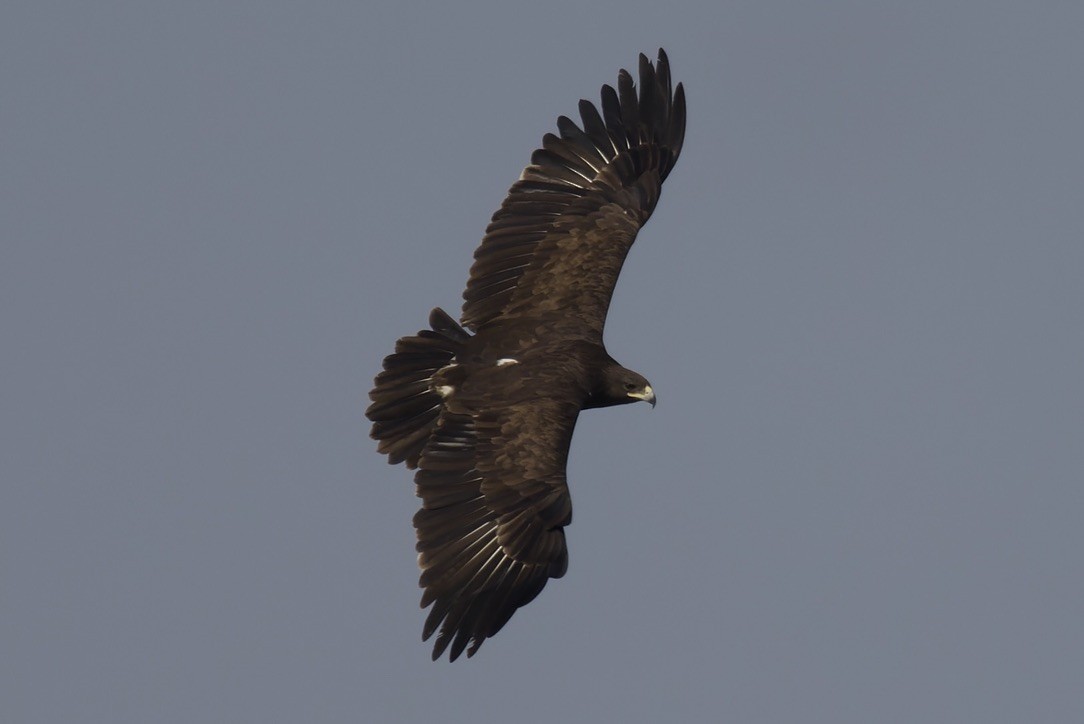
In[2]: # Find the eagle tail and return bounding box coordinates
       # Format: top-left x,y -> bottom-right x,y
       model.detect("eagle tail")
367,308 -> 471,468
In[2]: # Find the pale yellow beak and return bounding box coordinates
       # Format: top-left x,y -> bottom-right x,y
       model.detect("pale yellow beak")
628,385 -> 656,408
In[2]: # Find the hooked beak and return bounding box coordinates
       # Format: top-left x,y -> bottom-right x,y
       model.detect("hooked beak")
628,385 -> 656,408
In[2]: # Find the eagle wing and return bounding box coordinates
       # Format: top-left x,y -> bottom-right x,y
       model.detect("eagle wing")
460,50 -> 686,342
412,397 -> 580,661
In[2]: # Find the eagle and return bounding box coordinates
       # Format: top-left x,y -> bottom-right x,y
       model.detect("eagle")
366,50 -> 686,660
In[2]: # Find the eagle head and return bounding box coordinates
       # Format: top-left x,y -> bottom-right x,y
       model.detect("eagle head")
587,364 -> 655,409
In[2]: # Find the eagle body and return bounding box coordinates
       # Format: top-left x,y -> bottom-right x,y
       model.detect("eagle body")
367,50 -> 685,660
434,330 -> 647,414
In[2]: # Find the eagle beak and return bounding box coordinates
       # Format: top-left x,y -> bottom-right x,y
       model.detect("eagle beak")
629,385 -> 656,408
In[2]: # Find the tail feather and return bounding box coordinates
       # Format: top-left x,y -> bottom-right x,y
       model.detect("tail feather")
367,308 -> 469,468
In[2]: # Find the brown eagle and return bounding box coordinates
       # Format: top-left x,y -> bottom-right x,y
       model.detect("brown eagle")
366,50 -> 686,660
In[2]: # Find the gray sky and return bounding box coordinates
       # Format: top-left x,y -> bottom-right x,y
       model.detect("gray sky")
4,2 -> 1083,722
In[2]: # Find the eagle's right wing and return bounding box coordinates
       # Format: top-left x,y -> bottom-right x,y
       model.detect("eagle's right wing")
460,50 -> 685,342
412,397 -> 579,661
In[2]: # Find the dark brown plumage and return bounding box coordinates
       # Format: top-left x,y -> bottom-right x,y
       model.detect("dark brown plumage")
366,50 -> 685,660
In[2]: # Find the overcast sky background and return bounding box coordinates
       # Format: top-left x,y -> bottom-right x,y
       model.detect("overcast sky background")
4,2 -> 1083,722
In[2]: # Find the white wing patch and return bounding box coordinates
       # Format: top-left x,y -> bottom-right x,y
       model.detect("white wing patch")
496,358 -> 519,367
434,385 -> 454,398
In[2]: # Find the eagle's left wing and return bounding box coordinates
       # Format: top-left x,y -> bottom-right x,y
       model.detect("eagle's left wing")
412,397 -> 579,661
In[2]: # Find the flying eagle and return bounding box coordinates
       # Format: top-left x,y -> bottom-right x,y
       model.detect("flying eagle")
367,50 -> 686,660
